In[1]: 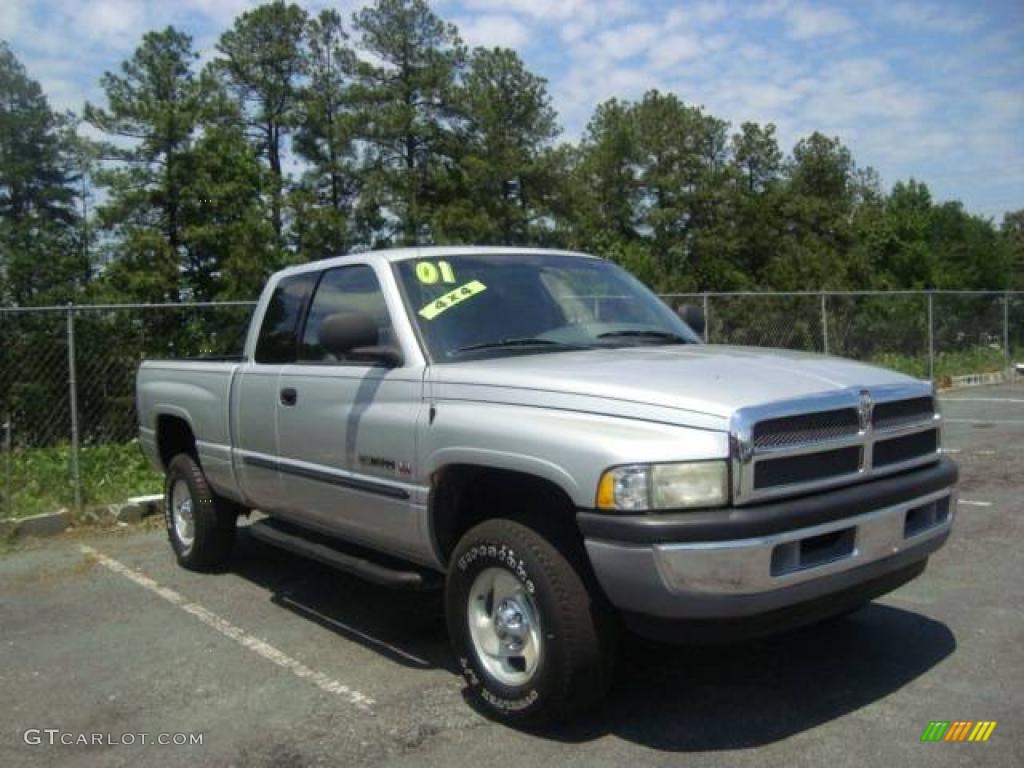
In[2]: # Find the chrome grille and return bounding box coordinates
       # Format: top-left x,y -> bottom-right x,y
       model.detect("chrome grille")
752,408 -> 859,449
730,384 -> 942,506
873,396 -> 935,431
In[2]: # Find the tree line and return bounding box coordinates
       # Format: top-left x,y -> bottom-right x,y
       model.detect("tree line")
1,0 -> 1022,307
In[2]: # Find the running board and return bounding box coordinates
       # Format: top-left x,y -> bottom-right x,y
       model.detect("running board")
246,519 -> 441,590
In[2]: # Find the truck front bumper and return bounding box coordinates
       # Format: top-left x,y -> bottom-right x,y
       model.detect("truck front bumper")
577,457 -> 957,638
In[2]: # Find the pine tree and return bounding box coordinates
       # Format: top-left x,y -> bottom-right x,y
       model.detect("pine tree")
292,8 -> 359,257
0,43 -> 84,304
348,0 -> 466,245
214,0 -> 308,246
85,27 -> 206,302
434,46 -> 559,244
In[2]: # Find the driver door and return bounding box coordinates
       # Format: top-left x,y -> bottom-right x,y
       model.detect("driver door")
275,263 -> 427,560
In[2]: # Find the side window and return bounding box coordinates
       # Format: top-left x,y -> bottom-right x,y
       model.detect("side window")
299,265 -> 395,363
254,273 -> 317,364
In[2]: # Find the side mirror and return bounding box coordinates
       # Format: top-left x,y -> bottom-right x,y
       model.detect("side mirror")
677,305 -> 706,339
318,312 -> 403,367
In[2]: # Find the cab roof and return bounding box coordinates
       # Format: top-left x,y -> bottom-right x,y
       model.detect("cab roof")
276,246 -> 600,277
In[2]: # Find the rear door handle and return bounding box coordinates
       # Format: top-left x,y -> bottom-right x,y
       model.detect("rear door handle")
279,387 -> 297,406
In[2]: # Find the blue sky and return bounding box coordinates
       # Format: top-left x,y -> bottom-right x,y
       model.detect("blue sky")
2,0 -> 1022,220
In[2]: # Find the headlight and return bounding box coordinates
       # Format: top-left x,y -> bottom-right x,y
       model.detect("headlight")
596,461 -> 729,512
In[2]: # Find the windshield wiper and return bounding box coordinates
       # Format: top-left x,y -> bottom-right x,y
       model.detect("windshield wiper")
452,338 -> 589,355
597,330 -> 691,344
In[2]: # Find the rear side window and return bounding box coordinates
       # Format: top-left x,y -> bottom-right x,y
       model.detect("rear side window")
299,265 -> 394,362
254,273 -> 316,363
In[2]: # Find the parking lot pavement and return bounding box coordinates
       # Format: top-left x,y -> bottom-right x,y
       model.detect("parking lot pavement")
2,384 -> 1022,768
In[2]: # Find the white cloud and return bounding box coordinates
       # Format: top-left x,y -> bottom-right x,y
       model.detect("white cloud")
693,1 -> 729,25
881,1 -> 986,33
457,14 -> 531,49
704,33 -> 731,52
648,33 -> 703,70
596,22 -> 660,61
458,0 -> 635,25
557,59 -> 658,121
736,42 -> 769,61
738,1 -> 857,41
801,76 -> 931,126
179,0 -> 263,27
0,0 -> 25,40
22,56 -> 87,112
457,0 -> 569,20
560,22 -> 586,44
784,3 -> 856,40
665,0 -> 729,29
69,0 -> 149,46
744,0 -> 792,21
977,89 -> 1024,125
716,81 -> 802,115
454,0 -> 642,63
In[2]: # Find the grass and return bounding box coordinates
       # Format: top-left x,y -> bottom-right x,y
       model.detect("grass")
0,441 -> 162,520
869,346 -> 1017,382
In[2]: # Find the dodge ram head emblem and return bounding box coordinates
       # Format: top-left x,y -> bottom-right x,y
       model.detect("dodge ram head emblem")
858,389 -> 874,431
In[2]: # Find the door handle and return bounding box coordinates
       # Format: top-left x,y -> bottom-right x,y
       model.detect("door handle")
279,387 -> 298,406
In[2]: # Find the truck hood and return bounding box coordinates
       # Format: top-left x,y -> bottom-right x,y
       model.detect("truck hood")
432,345 -> 922,422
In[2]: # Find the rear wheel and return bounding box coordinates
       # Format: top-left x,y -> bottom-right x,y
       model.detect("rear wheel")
446,518 -> 615,724
164,453 -> 236,570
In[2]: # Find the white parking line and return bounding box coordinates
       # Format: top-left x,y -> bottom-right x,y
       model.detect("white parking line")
959,500 -> 993,508
80,545 -> 375,713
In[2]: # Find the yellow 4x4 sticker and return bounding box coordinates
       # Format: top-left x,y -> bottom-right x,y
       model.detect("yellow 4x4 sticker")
419,280 -> 487,320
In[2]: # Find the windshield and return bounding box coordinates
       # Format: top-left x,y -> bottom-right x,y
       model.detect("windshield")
393,252 -> 701,362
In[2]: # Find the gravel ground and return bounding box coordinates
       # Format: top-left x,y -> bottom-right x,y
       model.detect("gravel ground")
1,383 -> 1021,768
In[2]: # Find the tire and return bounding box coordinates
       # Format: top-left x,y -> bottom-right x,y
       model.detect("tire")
446,518 -> 615,724
164,453 -> 236,570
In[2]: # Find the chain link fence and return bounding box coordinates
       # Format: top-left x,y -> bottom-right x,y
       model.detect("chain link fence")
0,302 -> 255,520
1,291 -> 1021,521
662,291 -> 1020,382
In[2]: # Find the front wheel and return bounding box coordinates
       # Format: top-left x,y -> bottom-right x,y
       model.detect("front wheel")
164,453 -> 237,570
446,519 -> 614,724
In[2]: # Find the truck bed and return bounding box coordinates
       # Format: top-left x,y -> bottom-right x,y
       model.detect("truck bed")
137,359 -> 245,500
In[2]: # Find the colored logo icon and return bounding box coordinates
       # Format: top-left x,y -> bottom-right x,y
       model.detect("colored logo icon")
920,721 -> 997,742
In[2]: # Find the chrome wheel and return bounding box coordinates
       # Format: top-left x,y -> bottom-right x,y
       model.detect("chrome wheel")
467,567 -> 542,687
170,479 -> 195,551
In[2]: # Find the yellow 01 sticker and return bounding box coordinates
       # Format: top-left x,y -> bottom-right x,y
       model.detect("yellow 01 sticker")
415,260 -> 457,285
419,280 -> 487,320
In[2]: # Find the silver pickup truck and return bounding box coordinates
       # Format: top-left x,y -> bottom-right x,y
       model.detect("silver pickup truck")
137,246 -> 957,722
